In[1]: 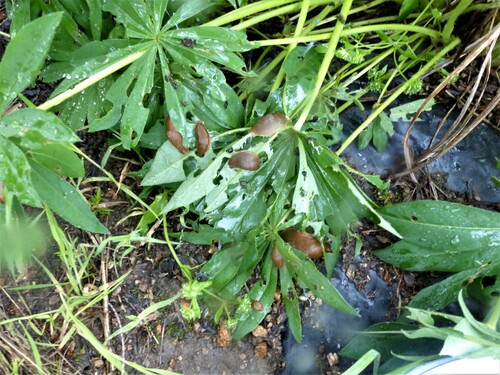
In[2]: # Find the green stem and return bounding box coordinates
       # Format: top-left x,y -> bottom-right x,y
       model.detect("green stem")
294,0 -> 354,131
163,218 -> 192,281
204,0 -> 333,28
0,30 -> 10,39
317,0 -> 386,26
38,49 -> 147,111
442,0 -> 473,44
485,296 -> 500,331
252,24 -> 440,47
235,3 -> 302,31
270,0 -> 311,93
18,93 -> 36,109
336,37 -> 460,155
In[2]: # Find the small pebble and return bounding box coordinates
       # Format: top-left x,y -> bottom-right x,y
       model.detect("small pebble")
252,325 -> 267,338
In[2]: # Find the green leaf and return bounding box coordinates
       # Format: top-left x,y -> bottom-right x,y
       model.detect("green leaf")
357,124 -> 373,150
30,144 -> 84,178
389,98 -> 435,122
202,242 -> 246,292
0,12 -> 62,113
0,221 -> 47,273
162,0 -> 213,31
101,0 -> 153,38
0,136 -> 40,207
277,238 -> 358,316
399,0 -> 419,19
340,322 -> 441,363
29,161 -> 109,234
142,141 -> 187,185
162,135 -> 250,213
5,0 -> 33,37
375,201 -> 500,272
0,109 -> 80,148
283,46 -> 322,116
280,266 -> 302,342
88,0 -> 104,40
164,27 -> 253,74
232,257 -> 278,340
409,261 -> 500,311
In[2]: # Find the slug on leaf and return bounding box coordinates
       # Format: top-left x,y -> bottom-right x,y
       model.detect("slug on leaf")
194,121 -> 211,156
166,117 -> 189,154
271,243 -> 286,268
250,113 -> 287,136
228,151 -> 260,171
281,228 -> 329,259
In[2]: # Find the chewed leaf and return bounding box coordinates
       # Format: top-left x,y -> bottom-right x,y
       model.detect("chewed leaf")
142,140 -> 188,186
292,139 -> 319,219
164,27 -> 253,75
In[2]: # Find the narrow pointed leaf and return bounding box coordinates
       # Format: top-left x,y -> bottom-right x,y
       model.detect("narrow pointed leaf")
0,109 -> 80,147
376,201 -> 500,272
0,136 -> 40,207
30,144 -> 84,178
29,162 -> 109,234
0,12 -> 62,113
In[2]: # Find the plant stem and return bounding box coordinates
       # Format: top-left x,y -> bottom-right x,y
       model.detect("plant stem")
0,30 -> 10,39
252,23 -> 440,47
442,0 -> 474,44
485,296 -> 500,331
234,3 -> 302,31
204,0 -> 333,28
294,0 -> 354,131
163,218 -> 193,281
336,37 -> 460,155
38,50 -> 147,111
270,0 -> 311,93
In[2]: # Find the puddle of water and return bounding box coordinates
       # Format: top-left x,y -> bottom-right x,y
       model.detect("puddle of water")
282,266 -> 394,374
340,104 -> 500,202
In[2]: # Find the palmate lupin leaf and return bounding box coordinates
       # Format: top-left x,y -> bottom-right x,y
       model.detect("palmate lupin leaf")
42,0 -> 252,147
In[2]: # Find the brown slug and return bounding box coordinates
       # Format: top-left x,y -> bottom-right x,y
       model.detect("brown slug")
251,300 -> 263,311
250,113 -> 287,136
194,121 -> 211,156
166,117 -> 189,154
271,243 -> 286,268
228,151 -> 260,171
281,228 -> 329,260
